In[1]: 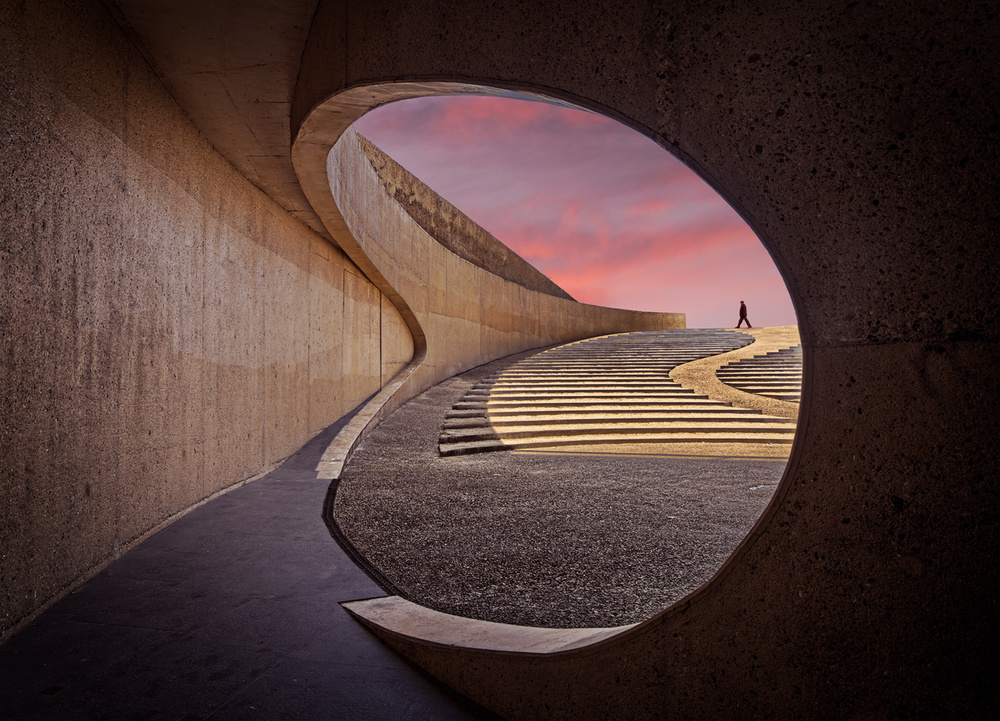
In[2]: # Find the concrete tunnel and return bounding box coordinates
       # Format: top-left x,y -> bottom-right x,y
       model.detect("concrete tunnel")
1,0 -> 997,718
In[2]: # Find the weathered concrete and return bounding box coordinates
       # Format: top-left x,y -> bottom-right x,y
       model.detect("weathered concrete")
0,0 -> 680,642
289,1 -> 1000,718
0,0 -> 408,638
2,0 -> 998,718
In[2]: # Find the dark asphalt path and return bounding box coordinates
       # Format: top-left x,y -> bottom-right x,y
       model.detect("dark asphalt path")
0,416 -> 495,721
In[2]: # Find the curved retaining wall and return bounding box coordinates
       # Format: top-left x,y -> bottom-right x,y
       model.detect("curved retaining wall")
0,0 -> 680,641
0,0 -> 414,640
357,133 -> 573,301
329,127 -> 683,403
291,0 -> 1000,718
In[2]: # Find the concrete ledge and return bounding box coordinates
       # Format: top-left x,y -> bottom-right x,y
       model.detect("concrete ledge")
342,596 -> 636,655
315,362 -> 422,480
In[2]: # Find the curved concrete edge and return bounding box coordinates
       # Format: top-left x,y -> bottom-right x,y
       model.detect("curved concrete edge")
315,362 -> 422,480
296,85 -> 683,481
669,326 -> 801,419
355,132 -> 574,301
293,85 -> 448,482
342,596 -> 637,656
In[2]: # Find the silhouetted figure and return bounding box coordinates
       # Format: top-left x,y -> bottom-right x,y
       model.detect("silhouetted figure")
737,300 -> 752,328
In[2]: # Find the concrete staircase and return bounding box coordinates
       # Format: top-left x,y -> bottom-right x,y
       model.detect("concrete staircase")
438,329 -> 798,456
715,345 -> 803,402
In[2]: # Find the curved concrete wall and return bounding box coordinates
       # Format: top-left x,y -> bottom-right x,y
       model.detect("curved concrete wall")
4,0 -> 997,716
291,0 -> 1000,718
0,0 -> 680,641
328,127 -> 682,405
358,134 -> 573,301
0,0 -> 412,638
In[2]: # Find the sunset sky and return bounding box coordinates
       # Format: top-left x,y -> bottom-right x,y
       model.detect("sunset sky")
354,95 -> 796,329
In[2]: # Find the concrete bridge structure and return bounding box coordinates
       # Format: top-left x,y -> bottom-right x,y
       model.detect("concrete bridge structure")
1,1 -> 997,718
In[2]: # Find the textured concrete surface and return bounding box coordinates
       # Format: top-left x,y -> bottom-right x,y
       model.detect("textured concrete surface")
291,2 -> 999,718
335,345 -> 785,628
342,597 -> 635,653
437,330 -> 796,456
310,127 -> 683,478
2,0 -> 998,718
0,0 -> 409,639
716,346 -> 802,402
0,0 -> 679,643
359,134 -> 572,300
670,325 -> 801,418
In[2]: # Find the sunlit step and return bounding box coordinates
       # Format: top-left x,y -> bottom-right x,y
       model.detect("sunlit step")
453,398 -> 732,411
440,432 -> 795,457
443,414 -> 795,429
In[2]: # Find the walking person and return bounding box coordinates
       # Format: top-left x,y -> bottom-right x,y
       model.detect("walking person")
736,300 -> 752,328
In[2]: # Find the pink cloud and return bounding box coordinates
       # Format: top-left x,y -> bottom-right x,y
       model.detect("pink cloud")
354,95 -> 797,328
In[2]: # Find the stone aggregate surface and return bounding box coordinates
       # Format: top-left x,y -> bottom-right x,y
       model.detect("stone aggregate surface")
336,340 -> 788,629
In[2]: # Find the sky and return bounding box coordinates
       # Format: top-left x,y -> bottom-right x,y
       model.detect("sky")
353,94 -> 796,329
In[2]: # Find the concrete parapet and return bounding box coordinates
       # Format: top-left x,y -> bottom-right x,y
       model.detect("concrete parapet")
303,125 -> 682,476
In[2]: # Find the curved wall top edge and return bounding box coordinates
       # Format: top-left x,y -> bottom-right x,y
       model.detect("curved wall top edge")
354,132 -> 574,301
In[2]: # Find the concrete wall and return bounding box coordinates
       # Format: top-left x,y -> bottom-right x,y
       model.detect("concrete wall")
358,134 -> 573,300
331,128 -> 683,402
291,1 -> 1000,718
0,0 -> 411,638
0,0 -> 680,641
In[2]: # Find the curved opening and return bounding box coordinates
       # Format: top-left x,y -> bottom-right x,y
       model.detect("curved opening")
355,95 -> 795,328
325,92 -> 804,629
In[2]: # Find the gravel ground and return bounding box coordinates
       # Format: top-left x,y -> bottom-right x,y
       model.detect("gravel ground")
334,349 -> 786,629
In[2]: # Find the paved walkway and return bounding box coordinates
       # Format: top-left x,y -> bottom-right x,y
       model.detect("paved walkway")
0,415 -> 496,721
1,328 -> 801,717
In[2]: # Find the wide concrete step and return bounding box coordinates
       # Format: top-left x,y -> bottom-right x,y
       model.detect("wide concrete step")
440,433 -> 795,456
470,382 -> 686,392
448,403 -> 751,417
444,412 -> 791,427
452,400 -> 733,411
439,329 -> 782,455
443,417 -> 794,435
445,408 -> 769,422
722,382 -> 800,390
476,374 -> 677,381
452,395 -> 730,413
462,392 -> 706,402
